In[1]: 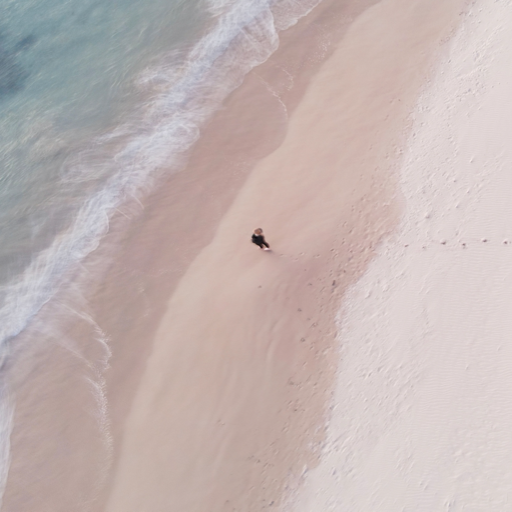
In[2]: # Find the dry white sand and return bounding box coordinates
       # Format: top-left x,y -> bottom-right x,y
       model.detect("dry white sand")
292,2 -> 512,510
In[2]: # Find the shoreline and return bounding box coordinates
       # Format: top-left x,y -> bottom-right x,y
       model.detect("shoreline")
103,1 -> 468,511
1,1 -> 380,510
2,0 -> 467,510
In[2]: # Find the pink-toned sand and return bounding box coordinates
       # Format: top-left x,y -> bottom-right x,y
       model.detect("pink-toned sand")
1,0 -> 467,511
102,1 -> 466,511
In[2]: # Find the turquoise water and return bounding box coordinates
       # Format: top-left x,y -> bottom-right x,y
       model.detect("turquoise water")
0,0 -> 322,504
0,0 -> 205,326
0,0 -> 321,348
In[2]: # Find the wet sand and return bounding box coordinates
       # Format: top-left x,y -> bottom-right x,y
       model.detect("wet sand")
103,1 -> 467,511
1,0 -> 467,511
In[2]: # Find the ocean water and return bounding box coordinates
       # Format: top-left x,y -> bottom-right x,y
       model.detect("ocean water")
0,0 -> 322,505
0,0 -> 206,345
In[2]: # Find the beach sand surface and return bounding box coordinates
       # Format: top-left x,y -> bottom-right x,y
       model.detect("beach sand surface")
293,1 -> 512,510
101,1 -> 467,511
